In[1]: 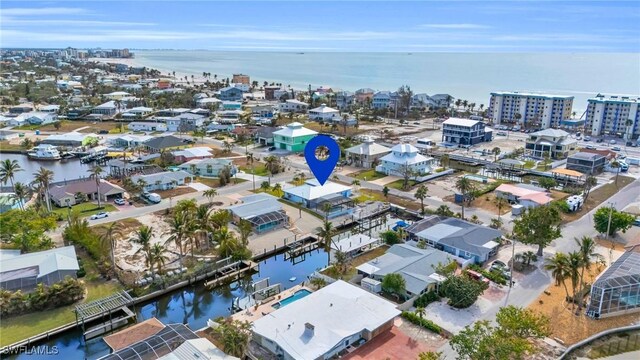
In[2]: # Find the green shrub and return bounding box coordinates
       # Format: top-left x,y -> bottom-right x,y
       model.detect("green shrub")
469,264 -> 507,285
76,257 -> 86,278
414,290 -> 440,308
63,217 -> 103,261
401,311 -> 442,334
0,277 -> 85,317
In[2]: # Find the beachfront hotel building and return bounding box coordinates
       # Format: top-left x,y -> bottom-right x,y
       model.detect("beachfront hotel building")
584,94 -> 640,138
488,91 -> 574,129
232,73 -> 250,85
272,122 -> 318,152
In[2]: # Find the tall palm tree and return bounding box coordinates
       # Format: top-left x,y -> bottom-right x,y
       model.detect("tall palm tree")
414,185 -> 428,214
33,167 -> 54,212
194,204 -> 212,248
237,219 -> 253,247
317,220 -> 335,266
416,306 -> 426,319
0,159 -> 22,194
213,226 -> 238,258
87,166 -> 105,208
494,196 -> 507,221
203,189 -> 218,205
100,222 -> 123,273
567,251 -> 583,308
455,177 -> 476,220
12,181 -> 28,211
575,236 -> 605,310
165,211 -> 191,264
134,226 -> 155,275
150,244 -> 169,274
544,252 -> 571,302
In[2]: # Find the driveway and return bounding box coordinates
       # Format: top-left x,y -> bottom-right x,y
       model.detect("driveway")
188,182 -> 211,191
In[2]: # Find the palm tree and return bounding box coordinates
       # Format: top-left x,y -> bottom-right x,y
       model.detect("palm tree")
582,176 -> 597,203
567,251 -> 583,308
440,154 -> 449,169
100,222 -> 123,273
33,167 -> 54,212
237,219 -> 253,247
260,181 -> 270,192
271,183 -> 283,197
213,226 -> 239,258
351,179 -> 361,191
382,186 -> 390,199
165,211 -> 191,264
203,189 -> 218,205
87,166 -> 104,209
341,113 -> 349,135
0,159 -> 22,195
492,147 -> 501,162
575,236 -> 605,310
610,160 -> 620,185
454,177 -> 476,220
416,306 -> 426,319
150,244 -> 169,274
414,185 -> 428,214
12,182 -> 28,211
317,220 -> 335,266
134,226 -> 155,274
494,196 -> 507,221
544,252 -> 571,302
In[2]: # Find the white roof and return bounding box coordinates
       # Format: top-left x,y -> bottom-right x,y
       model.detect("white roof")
284,180 -> 351,201
331,234 -> 379,253
443,117 -> 481,127
0,246 -> 79,279
158,339 -> 238,360
272,122 -> 318,138
106,91 -> 130,96
285,99 -> 308,105
114,134 -> 153,143
172,147 -> 213,158
131,170 -> 191,185
491,91 -> 574,99
380,144 -> 431,165
252,281 -> 400,360
346,139 -> 390,156
95,101 -> 116,109
44,131 -> 93,143
309,104 -> 339,113
127,106 -> 153,113
531,128 -> 570,138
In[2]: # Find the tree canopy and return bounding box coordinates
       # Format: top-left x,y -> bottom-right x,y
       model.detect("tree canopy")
593,207 -> 635,236
513,205 -> 562,256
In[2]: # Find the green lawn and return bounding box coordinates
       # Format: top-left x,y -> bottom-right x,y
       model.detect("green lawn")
0,280 -> 122,347
386,179 -> 419,190
350,169 -> 388,182
239,164 -> 270,176
523,160 -> 536,169
52,202 -> 117,218
0,141 -> 27,151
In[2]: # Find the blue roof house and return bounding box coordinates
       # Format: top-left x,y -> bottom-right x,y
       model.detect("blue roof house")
218,87 -> 243,101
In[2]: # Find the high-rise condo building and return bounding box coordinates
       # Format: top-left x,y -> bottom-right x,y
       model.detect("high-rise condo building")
585,94 -> 640,139
488,91 -> 574,129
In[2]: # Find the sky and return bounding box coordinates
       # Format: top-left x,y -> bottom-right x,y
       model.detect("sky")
1,0 -> 639,52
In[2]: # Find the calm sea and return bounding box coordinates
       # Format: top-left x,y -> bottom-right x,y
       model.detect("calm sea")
133,51 -> 640,113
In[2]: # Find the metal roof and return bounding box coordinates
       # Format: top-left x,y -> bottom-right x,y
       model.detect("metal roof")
99,323 -> 200,360
227,193 -> 283,219
593,246 -> 640,289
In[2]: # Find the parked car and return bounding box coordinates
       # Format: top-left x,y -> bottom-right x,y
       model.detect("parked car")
612,146 -> 622,151
491,260 -> 507,269
633,217 -> 640,227
465,269 -> 490,284
585,145 -> 596,150
489,260 -> 512,279
496,131 -> 507,136
609,139 -> 617,145
584,136 -> 592,141
268,146 -> 276,151
90,212 -> 109,220
413,122 -> 420,125
98,130 -> 109,134
596,138 -> 604,143
114,198 -> 126,205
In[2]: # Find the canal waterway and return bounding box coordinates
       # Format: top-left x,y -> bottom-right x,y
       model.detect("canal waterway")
11,250 -> 328,360
0,153 -> 95,185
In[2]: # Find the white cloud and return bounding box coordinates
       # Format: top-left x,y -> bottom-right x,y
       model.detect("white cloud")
1,7 -> 88,16
1,18 -> 156,26
418,23 -> 491,29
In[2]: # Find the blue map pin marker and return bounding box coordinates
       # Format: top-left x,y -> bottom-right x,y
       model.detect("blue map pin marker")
304,135 -> 340,186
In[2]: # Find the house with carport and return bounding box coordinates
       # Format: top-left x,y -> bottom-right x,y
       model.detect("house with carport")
48,178 -> 125,207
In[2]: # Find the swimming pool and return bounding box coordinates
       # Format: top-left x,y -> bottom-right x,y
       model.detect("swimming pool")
463,174 -> 490,183
272,289 -> 312,309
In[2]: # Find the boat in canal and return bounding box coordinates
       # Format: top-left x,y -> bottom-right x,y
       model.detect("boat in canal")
26,144 -> 61,160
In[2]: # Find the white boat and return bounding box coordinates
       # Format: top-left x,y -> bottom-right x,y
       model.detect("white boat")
27,144 -> 61,160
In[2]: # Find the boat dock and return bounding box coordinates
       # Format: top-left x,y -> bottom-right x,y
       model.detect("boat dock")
204,259 -> 259,288
283,236 -> 321,261
75,291 -> 136,341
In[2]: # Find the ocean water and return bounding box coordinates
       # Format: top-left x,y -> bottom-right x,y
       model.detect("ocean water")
133,51 -> 640,113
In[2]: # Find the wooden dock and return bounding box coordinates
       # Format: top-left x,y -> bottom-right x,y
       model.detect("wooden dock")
284,237 -> 321,261
204,260 -> 259,288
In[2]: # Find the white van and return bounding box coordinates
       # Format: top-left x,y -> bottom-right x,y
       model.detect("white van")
144,192 -> 161,204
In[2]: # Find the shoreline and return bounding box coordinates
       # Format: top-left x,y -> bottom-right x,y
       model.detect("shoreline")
89,57 -> 210,84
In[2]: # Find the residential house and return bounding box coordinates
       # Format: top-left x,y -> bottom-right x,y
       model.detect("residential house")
442,118 -> 492,146
372,91 -> 398,110
42,131 -> 97,147
227,193 -> 289,233
127,122 -> 167,132
172,147 -> 213,163
232,83 -> 250,92
0,246 -> 80,292
218,87 -> 243,101
178,158 -> 236,177
264,86 -> 282,100
411,94 -> 437,110
9,104 -> 34,114
406,216 -> 503,264
39,104 -> 60,113
376,144 -> 433,177
272,122 -> 318,152
143,135 -> 185,153
131,170 -> 192,191
122,106 -> 153,120
283,179 -> 353,218
0,130 -> 19,141
495,183 -> 552,208
567,152 -> 607,175
255,126 -> 278,146
155,108 -> 190,117
331,234 -> 381,258
246,103 -> 274,118
308,103 -> 340,121
525,129 -> 578,159
17,112 -> 57,125
104,91 -> 130,100
251,280 -> 400,360
111,134 -> 153,148
49,178 -> 125,207
346,137 -> 391,168
355,88 -> 375,104
356,243 -> 455,297
279,99 -> 309,113
335,90 -> 355,110
221,101 -> 242,111
165,113 -> 206,132
92,101 -> 117,116
196,97 -> 223,108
